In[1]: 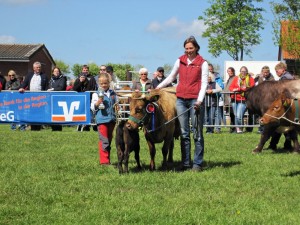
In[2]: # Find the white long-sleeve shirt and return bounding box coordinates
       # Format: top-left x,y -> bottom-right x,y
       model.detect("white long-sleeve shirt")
157,58 -> 208,103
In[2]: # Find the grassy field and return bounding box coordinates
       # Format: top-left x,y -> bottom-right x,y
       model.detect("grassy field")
0,125 -> 299,225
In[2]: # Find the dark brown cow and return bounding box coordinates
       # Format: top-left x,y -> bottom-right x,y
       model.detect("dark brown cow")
126,87 -> 180,170
260,92 -> 300,153
245,80 -> 300,153
115,120 -> 141,174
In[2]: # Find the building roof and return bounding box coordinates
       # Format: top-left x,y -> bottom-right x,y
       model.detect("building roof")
0,44 -> 54,62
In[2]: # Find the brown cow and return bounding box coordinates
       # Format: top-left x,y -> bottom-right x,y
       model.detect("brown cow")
126,87 -> 180,170
245,80 -> 300,153
260,92 -> 300,154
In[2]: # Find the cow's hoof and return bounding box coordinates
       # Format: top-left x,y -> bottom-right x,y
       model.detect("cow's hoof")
252,148 -> 262,154
267,144 -> 277,151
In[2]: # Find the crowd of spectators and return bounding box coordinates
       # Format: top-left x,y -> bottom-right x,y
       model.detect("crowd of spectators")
0,59 -> 294,135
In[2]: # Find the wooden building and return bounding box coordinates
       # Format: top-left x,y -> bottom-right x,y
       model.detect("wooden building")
0,44 -> 55,79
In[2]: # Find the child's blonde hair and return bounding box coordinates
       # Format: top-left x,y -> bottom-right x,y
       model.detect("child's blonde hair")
98,73 -> 111,83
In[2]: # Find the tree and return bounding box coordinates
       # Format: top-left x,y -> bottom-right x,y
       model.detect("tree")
71,63 -> 82,78
106,63 -> 135,81
271,0 -> 300,59
162,63 -> 173,75
71,63 -> 135,81
198,0 -> 265,61
88,62 -> 100,76
54,59 -> 70,76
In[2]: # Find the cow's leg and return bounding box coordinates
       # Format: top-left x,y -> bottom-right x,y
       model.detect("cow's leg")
117,146 -> 124,174
289,130 -> 300,154
123,144 -> 130,173
134,146 -> 142,169
161,141 -> 170,170
146,139 -> 156,171
252,126 -> 273,154
168,139 -> 174,163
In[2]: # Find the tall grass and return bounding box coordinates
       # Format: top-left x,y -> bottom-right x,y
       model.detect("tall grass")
0,125 -> 299,225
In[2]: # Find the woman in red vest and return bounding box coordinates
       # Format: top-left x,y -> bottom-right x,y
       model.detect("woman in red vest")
156,36 -> 209,172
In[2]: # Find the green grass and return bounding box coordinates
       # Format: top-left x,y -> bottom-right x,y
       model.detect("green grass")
0,125 -> 299,225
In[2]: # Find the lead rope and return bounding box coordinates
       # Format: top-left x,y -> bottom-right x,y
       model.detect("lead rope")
146,105 -> 194,133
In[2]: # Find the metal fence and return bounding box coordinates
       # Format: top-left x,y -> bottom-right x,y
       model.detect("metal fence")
114,82 -> 260,129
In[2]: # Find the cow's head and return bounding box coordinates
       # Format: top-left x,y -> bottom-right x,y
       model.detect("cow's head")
125,90 -> 160,130
260,91 -> 292,125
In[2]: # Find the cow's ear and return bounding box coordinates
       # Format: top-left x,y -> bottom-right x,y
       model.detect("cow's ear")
116,93 -> 132,98
283,100 -> 289,107
285,98 -> 292,106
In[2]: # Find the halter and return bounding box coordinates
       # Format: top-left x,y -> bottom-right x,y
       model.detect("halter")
264,99 -> 300,125
128,109 -> 149,127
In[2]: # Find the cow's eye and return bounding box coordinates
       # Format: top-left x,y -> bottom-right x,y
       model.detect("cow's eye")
135,108 -> 142,113
274,106 -> 279,111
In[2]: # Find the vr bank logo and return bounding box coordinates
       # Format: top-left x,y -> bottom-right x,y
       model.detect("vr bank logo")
51,95 -> 87,122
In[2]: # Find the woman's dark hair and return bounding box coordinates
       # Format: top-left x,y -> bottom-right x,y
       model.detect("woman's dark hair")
183,36 -> 200,53
52,67 -> 62,75
227,67 -> 235,76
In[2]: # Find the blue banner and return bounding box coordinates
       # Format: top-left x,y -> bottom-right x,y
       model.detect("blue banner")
0,91 -> 91,125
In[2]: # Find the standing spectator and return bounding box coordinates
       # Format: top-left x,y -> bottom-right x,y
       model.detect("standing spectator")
6,70 -> 21,130
152,66 -> 172,89
268,62 -> 294,150
255,65 -> 275,84
205,73 -> 222,134
48,67 -> 67,91
91,73 -> 117,165
275,62 -> 294,80
208,64 -> 224,133
6,70 -> 21,91
229,66 -> 255,134
80,64 -> 98,131
19,61 -> 49,131
73,73 -> 91,131
79,65 -> 97,91
223,67 -> 236,133
157,36 -> 208,172
248,66 -> 275,133
66,79 -> 75,91
47,67 -> 67,131
132,68 -> 153,92
73,73 -> 90,92
152,71 -> 158,79
95,65 -> 107,88
15,74 -> 26,131
106,65 -> 121,89
0,72 -> 7,91
99,65 -> 107,74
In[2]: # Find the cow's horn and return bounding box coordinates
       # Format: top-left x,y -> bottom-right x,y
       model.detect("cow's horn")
132,94 -> 146,100
117,93 -> 132,98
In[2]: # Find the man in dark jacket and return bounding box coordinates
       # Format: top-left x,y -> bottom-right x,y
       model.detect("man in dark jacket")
152,66 -> 172,89
19,61 -> 49,131
78,65 -> 97,91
